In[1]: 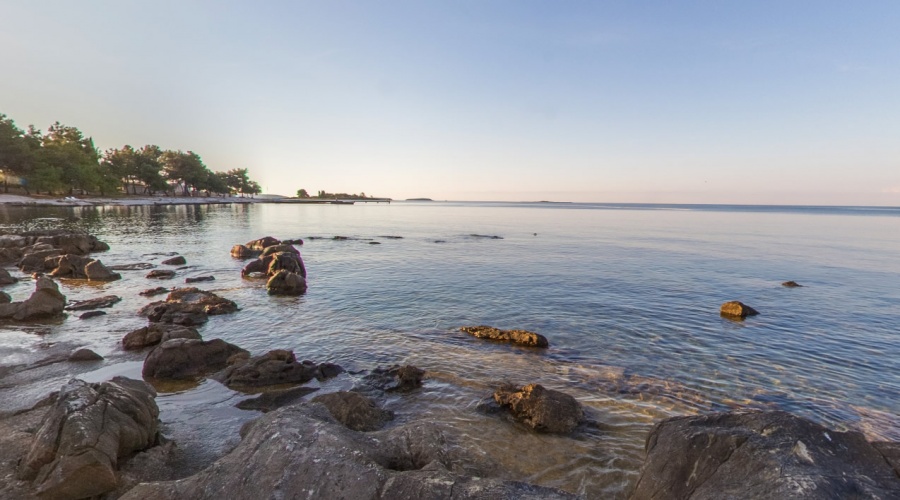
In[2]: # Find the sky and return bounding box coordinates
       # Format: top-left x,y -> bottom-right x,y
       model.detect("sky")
1,1 -> 898,204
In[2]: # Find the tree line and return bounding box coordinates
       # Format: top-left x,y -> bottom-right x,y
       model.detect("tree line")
0,112 -> 261,197
296,189 -> 381,200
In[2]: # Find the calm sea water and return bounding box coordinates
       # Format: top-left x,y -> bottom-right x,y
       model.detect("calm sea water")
0,201 -> 898,497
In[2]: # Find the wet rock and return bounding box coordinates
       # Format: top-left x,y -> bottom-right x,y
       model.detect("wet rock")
120,403 -> 576,500
245,236 -> 281,251
235,386 -> 320,413
0,267 -> 18,285
0,291 -> 10,303
469,234 -> 503,239
720,301 -> 759,319
138,287 -> 237,326
782,280 -> 803,288
0,276 -> 66,321
266,251 -> 305,277
122,323 -> 201,350
460,325 -> 549,348
369,241 -> 381,245
79,310 -> 107,320
365,364 -> 425,392
631,410 -> 900,500
230,244 -> 256,259
143,338 -> 249,380
281,238 -> 304,245
107,262 -> 155,271
69,348 -> 103,361
185,276 -> 215,283
0,234 -> 26,248
214,349 -> 340,390
46,254 -> 121,281
18,248 -> 62,273
266,270 -> 307,296
260,243 -> 300,257
379,235 -> 403,239
65,294 -> 121,311
240,258 -> 268,277
493,383 -> 583,434
139,287 -> 170,297
17,377 -> 159,499
311,391 -> 394,431
146,269 -> 176,280
161,255 -> 186,266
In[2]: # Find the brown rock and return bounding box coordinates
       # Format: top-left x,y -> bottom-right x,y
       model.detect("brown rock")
0,276 -> 67,320
185,276 -> 215,283
65,294 -> 121,311
460,325 -> 549,348
230,244 -> 257,259
69,348 -> 103,361
79,310 -> 107,320
139,287 -> 170,297
782,280 -> 803,288
493,383 -> 583,434
364,364 -> 425,392
123,323 -> 201,351
245,236 -> 281,251
260,244 -> 300,257
146,269 -> 176,280
0,291 -> 10,303
142,338 -> 249,380
214,349 -> 338,389
266,270 -> 307,295
311,391 -> 394,431
161,255 -> 186,265
720,301 -> 759,318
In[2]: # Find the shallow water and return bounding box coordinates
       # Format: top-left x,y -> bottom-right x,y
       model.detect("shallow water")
0,201 -> 898,497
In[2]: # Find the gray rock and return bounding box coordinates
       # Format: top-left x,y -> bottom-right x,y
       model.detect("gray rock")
493,383 -> 583,434
0,267 -> 18,285
17,377 -> 159,499
79,310 -> 107,320
631,410 -> 900,500
311,391 -> 394,431
213,349 -> 339,390
119,403 -> 576,500
142,338 -> 249,380
122,323 -> 201,351
460,325 -> 549,348
235,386 -> 320,413
161,255 -> 186,265
0,276 -> 66,321
146,269 -> 176,280
364,364 -> 425,393
107,262 -> 156,271
68,348 -> 103,361
185,276 -> 215,283
138,287 -> 238,326
65,294 -> 121,311
0,291 -> 10,303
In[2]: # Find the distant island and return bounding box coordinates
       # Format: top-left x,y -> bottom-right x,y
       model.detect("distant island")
405,198 -> 433,201
295,189 -> 391,201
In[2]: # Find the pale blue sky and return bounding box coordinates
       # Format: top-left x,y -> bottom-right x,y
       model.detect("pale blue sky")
1,1 -> 898,204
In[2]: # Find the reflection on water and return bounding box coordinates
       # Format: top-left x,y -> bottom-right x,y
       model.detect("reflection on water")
0,202 -> 898,497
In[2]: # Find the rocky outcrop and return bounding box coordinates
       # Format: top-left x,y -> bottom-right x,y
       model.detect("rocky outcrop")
120,403 -> 577,500
65,294 -> 121,311
720,301 -> 759,319
146,269 -> 175,280
122,323 -> 201,350
161,255 -> 186,265
0,268 -> 18,285
237,238 -> 308,295
17,377 -> 159,499
0,276 -> 66,320
5,230 -> 109,269
311,391 -> 394,431
142,338 -> 249,380
631,410 -> 900,499
138,287 -> 238,326
266,269 -> 307,295
493,383 -> 583,434
0,291 -> 11,303
460,325 -> 549,348
44,254 -> 121,281
213,349 -> 342,390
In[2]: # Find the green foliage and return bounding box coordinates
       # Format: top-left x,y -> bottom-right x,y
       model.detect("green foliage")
296,188 -> 310,198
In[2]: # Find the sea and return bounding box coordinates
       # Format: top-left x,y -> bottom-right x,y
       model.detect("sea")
0,201 -> 898,498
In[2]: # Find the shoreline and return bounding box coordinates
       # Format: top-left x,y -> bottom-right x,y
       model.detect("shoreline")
0,194 -> 264,208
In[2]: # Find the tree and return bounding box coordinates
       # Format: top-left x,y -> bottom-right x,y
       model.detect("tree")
0,114 -> 31,193
161,150 -> 207,196
296,188 -> 309,198
40,122 -> 105,195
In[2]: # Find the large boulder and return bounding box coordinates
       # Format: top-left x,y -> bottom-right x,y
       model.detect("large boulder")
213,349 -> 341,390
17,377 -> 159,499
142,338 -> 249,380
631,410 -> 900,499
0,276 -> 66,320
493,383 -> 583,434
460,325 -> 549,348
266,251 -> 304,276
265,270 -> 307,296
122,323 -> 201,351
120,403 -> 577,500
0,267 -> 18,285
311,391 -> 394,431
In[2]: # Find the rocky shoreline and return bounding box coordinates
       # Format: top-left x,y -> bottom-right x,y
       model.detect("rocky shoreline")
0,231 -> 897,499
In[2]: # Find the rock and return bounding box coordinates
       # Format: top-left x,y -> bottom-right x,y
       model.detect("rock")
282,238 -> 304,245
631,410 -> 900,500
782,280 -> 803,288
142,338 -> 249,380
364,364 -> 425,392
45,254 -> 121,281
185,276 -> 215,283
107,262 -> 156,271
245,236 -> 281,251
84,259 -> 122,281
0,234 -> 26,248
240,258 -> 268,277
79,310 -> 107,320
69,348 -> 103,361
460,325 -> 549,348
18,248 -> 62,273
260,244 -> 300,257
266,251 -> 306,277
0,267 -> 18,285
493,383 -> 583,434
0,291 -> 10,303
161,255 -> 186,265
65,294 -> 121,311
17,377 -> 159,499
470,234 -> 503,239
0,276 -> 66,321
146,269 -> 176,279
235,386 -> 320,413
123,323 -> 201,350
265,270 -> 307,296
139,286 -> 170,297
369,241 -> 381,245
311,391 -> 394,431
720,301 -> 759,319
119,403 -> 576,500
213,349 -> 340,390
138,288 -> 237,326
230,244 -> 256,259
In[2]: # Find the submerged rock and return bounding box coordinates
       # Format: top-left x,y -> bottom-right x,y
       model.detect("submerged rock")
68,348 -> 103,361
146,269 -> 176,280
782,280 -> 803,288
17,377 -> 159,499
119,403 -> 577,500
139,286 -> 170,297
214,349 -> 341,390
107,262 -> 155,271
493,383 -> 583,434
266,269 -> 307,295
235,386 -> 320,413
0,268 -> 18,285
138,287 -> 238,326
631,410 -> 900,499
363,364 -> 425,393
79,310 -> 107,320
460,325 -> 549,348
65,294 -> 121,311
0,276 -> 66,321
122,323 -> 202,351
311,391 -> 394,432
720,301 -> 759,319
161,255 -> 186,266
185,276 -> 215,283
142,338 -> 249,380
